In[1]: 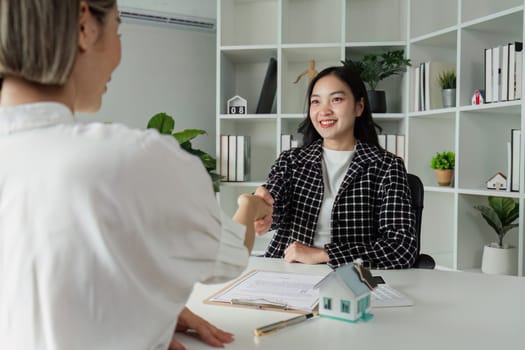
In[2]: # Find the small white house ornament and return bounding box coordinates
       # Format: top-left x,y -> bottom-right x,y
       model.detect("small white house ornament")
486,172 -> 507,190
314,261 -> 374,323
227,95 -> 247,115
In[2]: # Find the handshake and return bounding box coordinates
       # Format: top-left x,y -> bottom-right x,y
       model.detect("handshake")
233,186 -> 274,251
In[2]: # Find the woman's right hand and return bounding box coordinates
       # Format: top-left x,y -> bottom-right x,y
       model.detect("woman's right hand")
253,186 -> 274,236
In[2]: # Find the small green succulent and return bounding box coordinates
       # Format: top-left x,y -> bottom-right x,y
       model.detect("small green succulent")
430,151 -> 455,170
438,70 -> 456,89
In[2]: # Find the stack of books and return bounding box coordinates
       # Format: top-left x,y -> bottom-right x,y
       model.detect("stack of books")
378,134 -> 405,160
220,135 -> 250,182
484,42 -> 523,103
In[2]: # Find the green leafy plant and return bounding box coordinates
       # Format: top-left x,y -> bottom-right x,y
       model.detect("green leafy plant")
147,112 -> 222,192
474,197 -> 519,248
438,69 -> 456,89
341,49 -> 411,90
430,151 -> 455,170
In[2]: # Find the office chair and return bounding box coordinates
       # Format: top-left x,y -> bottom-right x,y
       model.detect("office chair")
407,173 -> 436,269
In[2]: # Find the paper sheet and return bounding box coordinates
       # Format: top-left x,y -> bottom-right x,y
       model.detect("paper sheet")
208,270 -> 326,312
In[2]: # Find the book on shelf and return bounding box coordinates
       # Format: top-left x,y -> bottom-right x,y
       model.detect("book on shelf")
219,135 -> 251,183
228,135 -> 237,182
419,62 -> 426,111
220,135 -> 229,181
396,135 -> 405,160
501,44 -> 509,101
423,62 -> 427,110
509,43 -> 516,100
378,134 -> 386,149
236,135 -> 251,182
386,134 -> 397,155
281,134 -> 300,152
492,45 -> 500,102
256,57 -> 277,114
413,66 -> 420,112
507,141 -> 512,193
484,47 -> 493,102
516,42 -> 523,100
281,134 -> 292,152
511,129 -> 521,192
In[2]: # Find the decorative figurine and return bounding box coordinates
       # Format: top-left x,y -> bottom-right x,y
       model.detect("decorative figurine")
293,59 -> 318,84
472,89 -> 484,105
227,95 -> 247,115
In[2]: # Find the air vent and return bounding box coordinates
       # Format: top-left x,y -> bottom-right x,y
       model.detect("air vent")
119,8 -> 215,31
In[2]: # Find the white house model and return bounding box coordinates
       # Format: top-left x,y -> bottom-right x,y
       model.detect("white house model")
227,95 -> 247,115
486,172 -> 507,190
314,263 -> 372,323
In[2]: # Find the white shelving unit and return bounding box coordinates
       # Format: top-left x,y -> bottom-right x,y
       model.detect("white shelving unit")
216,0 -> 525,275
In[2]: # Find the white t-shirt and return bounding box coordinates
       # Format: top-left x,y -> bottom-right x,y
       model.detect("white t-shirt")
313,147 -> 355,248
0,102 -> 248,349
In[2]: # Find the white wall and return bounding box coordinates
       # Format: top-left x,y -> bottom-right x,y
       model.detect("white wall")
78,20 -> 216,154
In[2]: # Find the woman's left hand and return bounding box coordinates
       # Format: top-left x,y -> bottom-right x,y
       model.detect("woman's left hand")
283,241 -> 329,264
169,307 -> 234,350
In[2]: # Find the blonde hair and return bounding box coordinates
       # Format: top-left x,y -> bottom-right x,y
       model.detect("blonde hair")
0,0 -> 116,85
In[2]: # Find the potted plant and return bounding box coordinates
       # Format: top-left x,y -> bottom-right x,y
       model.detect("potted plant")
147,112 -> 222,192
474,197 -> 519,275
438,69 -> 456,108
430,151 -> 455,186
341,49 -> 411,113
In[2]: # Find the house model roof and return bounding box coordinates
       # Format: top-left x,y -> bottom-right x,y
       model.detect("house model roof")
315,264 -> 370,298
486,172 -> 507,181
227,95 -> 246,103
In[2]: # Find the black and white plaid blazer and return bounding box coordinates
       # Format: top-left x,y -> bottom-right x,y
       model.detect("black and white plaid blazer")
263,139 -> 417,269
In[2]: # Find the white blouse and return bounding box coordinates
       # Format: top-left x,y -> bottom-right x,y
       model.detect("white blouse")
313,147 -> 355,248
0,102 -> 248,349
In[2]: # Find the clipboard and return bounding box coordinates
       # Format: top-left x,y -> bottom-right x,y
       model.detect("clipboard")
204,270 -> 326,315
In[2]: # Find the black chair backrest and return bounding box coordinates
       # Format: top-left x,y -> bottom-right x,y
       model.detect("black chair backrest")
406,173 -> 435,269
407,173 -> 424,255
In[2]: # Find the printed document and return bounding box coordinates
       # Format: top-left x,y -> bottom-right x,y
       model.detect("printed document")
208,270 -> 325,312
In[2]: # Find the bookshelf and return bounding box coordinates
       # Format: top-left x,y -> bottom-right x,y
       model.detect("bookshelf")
216,0 -> 525,276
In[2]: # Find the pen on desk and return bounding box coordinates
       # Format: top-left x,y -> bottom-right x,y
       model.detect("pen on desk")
231,298 -> 287,310
254,312 -> 317,336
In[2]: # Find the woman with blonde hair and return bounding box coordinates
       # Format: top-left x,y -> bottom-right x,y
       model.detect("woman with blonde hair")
0,1 -> 272,349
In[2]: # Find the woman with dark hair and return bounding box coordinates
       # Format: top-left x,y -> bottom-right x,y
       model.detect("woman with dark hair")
298,66 -> 381,147
255,66 -> 417,269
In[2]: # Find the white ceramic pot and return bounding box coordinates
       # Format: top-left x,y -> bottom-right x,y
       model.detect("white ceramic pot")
481,244 -> 517,275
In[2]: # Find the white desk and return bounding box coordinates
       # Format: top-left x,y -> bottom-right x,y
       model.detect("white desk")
178,257 -> 525,350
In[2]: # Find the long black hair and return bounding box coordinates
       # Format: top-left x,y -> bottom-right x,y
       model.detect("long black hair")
298,66 -> 382,147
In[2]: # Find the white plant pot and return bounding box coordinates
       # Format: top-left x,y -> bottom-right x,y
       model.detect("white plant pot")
481,244 -> 517,275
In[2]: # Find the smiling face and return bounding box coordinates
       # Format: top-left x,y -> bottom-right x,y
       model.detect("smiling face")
71,3 -> 122,112
309,74 -> 364,150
